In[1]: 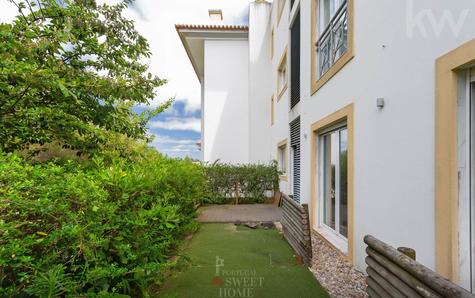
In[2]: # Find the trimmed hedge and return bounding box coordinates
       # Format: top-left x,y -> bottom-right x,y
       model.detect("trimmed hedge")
204,161 -> 279,204
0,150 -> 206,297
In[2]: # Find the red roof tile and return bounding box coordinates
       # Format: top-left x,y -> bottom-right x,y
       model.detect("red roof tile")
175,24 -> 249,31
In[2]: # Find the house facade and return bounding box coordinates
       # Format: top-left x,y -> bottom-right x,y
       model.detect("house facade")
176,0 -> 475,291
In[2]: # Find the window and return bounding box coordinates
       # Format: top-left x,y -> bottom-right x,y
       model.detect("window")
277,0 -> 286,25
319,123 -> 348,249
277,49 -> 288,100
271,28 -> 274,59
277,140 -> 288,180
290,117 -> 300,202
311,0 -> 353,94
271,95 -> 275,126
290,10 -> 300,109
317,0 -> 348,77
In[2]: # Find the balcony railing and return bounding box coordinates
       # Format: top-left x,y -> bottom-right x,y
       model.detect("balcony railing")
316,0 -> 348,78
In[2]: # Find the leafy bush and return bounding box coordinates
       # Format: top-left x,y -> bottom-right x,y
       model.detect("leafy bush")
204,162 -> 279,204
0,150 -> 206,297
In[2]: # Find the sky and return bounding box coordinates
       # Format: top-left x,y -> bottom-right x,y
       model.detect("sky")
0,0 -> 250,160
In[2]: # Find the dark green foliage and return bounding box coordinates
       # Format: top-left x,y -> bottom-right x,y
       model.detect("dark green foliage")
204,162 -> 279,204
0,0 -> 170,153
0,150 -> 206,297
0,0 -> 209,296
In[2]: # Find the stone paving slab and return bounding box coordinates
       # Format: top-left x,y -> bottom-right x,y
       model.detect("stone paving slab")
196,204 -> 282,223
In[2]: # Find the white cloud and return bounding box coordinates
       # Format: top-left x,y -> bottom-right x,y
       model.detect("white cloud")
149,135 -> 201,158
151,135 -> 198,145
0,1 -> 21,23
148,117 -> 201,132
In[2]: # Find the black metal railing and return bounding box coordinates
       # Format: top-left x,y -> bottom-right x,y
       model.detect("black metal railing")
316,0 -> 348,78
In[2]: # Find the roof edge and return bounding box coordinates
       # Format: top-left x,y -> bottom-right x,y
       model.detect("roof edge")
175,24 -> 249,31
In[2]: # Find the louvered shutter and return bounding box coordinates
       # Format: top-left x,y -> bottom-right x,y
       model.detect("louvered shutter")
290,117 -> 301,203
290,11 -> 300,109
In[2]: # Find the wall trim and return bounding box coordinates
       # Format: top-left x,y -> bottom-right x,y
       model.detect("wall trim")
435,38 -> 475,282
310,103 -> 354,263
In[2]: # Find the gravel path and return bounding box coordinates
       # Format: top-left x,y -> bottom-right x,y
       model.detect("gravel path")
310,231 -> 368,298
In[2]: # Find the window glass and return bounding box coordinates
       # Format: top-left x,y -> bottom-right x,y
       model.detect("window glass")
278,145 -> 287,175
323,133 -> 336,229
316,0 -> 348,78
321,126 -> 348,238
339,129 -> 348,237
280,65 -> 287,91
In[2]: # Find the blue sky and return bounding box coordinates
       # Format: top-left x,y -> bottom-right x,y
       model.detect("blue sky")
135,102 -> 202,159
0,0 -> 250,160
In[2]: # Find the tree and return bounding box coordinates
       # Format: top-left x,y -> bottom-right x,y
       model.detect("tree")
0,0 -> 170,153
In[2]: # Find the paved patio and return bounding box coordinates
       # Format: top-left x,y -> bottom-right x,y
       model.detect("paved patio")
197,204 -> 282,223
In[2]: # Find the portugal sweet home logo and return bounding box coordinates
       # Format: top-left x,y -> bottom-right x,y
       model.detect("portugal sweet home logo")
212,256 -> 265,298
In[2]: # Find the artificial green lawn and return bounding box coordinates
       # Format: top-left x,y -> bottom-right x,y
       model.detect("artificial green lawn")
159,224 -> 329,298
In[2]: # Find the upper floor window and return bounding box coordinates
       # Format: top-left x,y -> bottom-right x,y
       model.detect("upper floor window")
277,0 -> 286,25
271,27 -> 275,59
311,0 -> 354,94
317,0 -> 348,77
271,95 -> 275,126
277,49 -> 288,100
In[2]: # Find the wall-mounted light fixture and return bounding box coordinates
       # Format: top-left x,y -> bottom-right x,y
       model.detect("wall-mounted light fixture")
377,98 -> 385,109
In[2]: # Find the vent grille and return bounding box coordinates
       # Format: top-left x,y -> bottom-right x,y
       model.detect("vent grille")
290,11 -> 300,109
290,117 -> 301,203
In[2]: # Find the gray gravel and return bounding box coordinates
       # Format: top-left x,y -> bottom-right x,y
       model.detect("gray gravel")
310,231 -> 368,298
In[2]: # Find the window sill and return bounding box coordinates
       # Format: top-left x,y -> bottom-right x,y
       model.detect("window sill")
279,175 -> 288,181
314,225 -> 348,256
312,50 -> 354,95
277,84 -> 288,101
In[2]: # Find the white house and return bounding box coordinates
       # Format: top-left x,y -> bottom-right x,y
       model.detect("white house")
177,0 -> 475,292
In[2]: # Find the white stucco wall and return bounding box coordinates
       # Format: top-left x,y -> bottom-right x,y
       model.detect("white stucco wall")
266,0 -> 475,274
203,39 -> 250,164
268,0 -> 292,195
248,2 -> 273,164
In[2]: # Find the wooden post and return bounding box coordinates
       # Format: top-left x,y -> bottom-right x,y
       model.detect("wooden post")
364,235 -> 474,298
234,181 -> 239,205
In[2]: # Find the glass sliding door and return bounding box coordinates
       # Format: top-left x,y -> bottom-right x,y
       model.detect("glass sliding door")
319,124 -> 348,250
457,68 -> 475,292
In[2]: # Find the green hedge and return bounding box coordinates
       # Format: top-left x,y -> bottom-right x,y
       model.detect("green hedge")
0,150 -> 206,297
204,162 -> 279,204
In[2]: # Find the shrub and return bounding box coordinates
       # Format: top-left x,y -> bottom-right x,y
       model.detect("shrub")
0,150 -> 206,297
204,162 -> 279,204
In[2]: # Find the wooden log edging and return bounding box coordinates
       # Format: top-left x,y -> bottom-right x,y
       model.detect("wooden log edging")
364,235 -> 475,298
281,193 -> 312,265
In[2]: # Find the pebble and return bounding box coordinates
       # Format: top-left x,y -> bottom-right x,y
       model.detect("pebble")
310,231 -> 368,298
